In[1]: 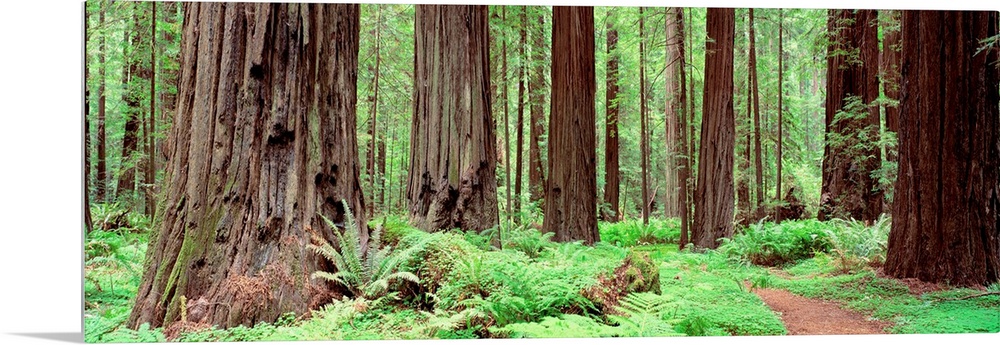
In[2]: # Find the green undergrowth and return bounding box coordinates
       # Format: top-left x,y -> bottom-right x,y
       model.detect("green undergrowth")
599,218 -> 681,247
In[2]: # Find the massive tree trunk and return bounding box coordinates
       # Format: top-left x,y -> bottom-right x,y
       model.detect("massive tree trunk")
884,10 -> 999,287
545,6 -> 598,245
692,8 -> 735,250
128,3 -> 367,329
819,9 -> 883,222
528,7 -> 547,204
602,10 -> 620,222
407,5 -> 498,232
880,10 -> 901,163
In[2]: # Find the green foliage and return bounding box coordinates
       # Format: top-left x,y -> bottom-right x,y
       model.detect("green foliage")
719,219 -> 835,266
599,218 -> 681,247
309,202 -> 427,300
607,293 -> 685,337
93,323 -> 166,343
821,215 -> 891,273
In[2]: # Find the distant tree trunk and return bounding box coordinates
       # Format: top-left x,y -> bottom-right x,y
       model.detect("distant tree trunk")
884,10 -> 999,287
528,7 -> 547,204
85,9 -> 94,233
602,10 -> 620,222
128,3 -> 367,329
97,8 -> 108,203
737,10 -> 752,225
639,7 -> 650,225
118,11 -> 141,202
692,8 -> 735,250
749,9 -> 763,217
545,6 -> 598,244
145,1 -> 157,217
157,2 -> 180,170
501,7 -> 513,224
514,6 -> 527,218
367,5 -> 382,218
407,5 -> 498,232
680,7 -> 694,249
880,10 -> 901,163
775,8 -> 783,222
664,7 -> 683,220
820,9 -> 883,222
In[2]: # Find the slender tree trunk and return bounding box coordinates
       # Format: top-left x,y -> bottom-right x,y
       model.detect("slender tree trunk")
128,3 -> 367,329
639,7 -> 650,225
680,7 -> 695,249
602,10 -> 620,222
749,9 -> 764,218
97,7 -> 107,203
775,8 -> 783,222
672,7 -> 689,249
885,10 -> 999,287
408,5 -> 498,232
664,7 -> 684,220
368,5 -> 382,218
146,1 -> 157,217
820,9 -> 883,222
514,6 -> 527,218
737,10 -> 752,225
692,8 -> 735,250
500,7 -> 512,225
85,8 -> 94,233
118,11 -> 141,202
545,6 -> 598,244
528,7 -> 547,204
880,10 -> 901,163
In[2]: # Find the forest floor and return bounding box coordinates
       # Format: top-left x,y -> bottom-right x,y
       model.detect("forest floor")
753,286 -> 889,334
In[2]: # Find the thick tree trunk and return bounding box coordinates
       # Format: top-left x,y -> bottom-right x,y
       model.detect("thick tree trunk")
663,8 -> 681,219
528,7 -> 547,204
749,9 -> 764,217
880,10 -> 901,162
692,8 -> 735,250
819,9 -> 883,222
884,10 -> 999,287
514,6 -> 527,218
545,6 -> 598,245
97,8 -> 108,203
407,5 -> 498,232
602,11 -> 620,222
128,3 -> 367,329
639,7 -> 650,225
671,7 -> 690,249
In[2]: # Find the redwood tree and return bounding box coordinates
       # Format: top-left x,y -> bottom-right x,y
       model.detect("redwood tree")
128,3 -> 367,329
407,5 -> 498,232
880,10 -> 901,163
528,7 -> 547,204
884,10 -> 999,287
692,8 -> 735,250
602,10 -> 620,222
819,9 -> 883,222
544,6 -> 598,245
663,8 -> 683,219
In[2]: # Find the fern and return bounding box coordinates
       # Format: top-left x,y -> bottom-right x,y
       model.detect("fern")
608,293 -> 685,337
309,200 -> 427,300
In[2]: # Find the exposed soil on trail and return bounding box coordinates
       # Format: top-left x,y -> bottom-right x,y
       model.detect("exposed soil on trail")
752,287 -> 892,335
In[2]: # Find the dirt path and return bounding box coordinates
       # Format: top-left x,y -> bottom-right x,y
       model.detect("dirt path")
752,287 -> 891,335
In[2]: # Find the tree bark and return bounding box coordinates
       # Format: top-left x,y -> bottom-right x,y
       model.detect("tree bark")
528,7 -> 547,204
880,10 -> 901,162
692,8 -> 735,250
367,5 -> 382,218
146,1 -> 157,217
639,7 -> 650,225
749,9 -> 764,217
118,10 -> 141,202
670,7 -> 690,249
663,8 -> 682,219
128,3 -> 368,329
602,10 -> 620,222
737,9 -> 752,225
884,10 -> 999,287
97,7 -> 108,203
407,5 -> 498,232
776,8 -> 783,222
545,6 -> 598,245
514,6 -> 527,218
820,9 -> 883,222
85,7 -> 93,233
501,6 -> 512,224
